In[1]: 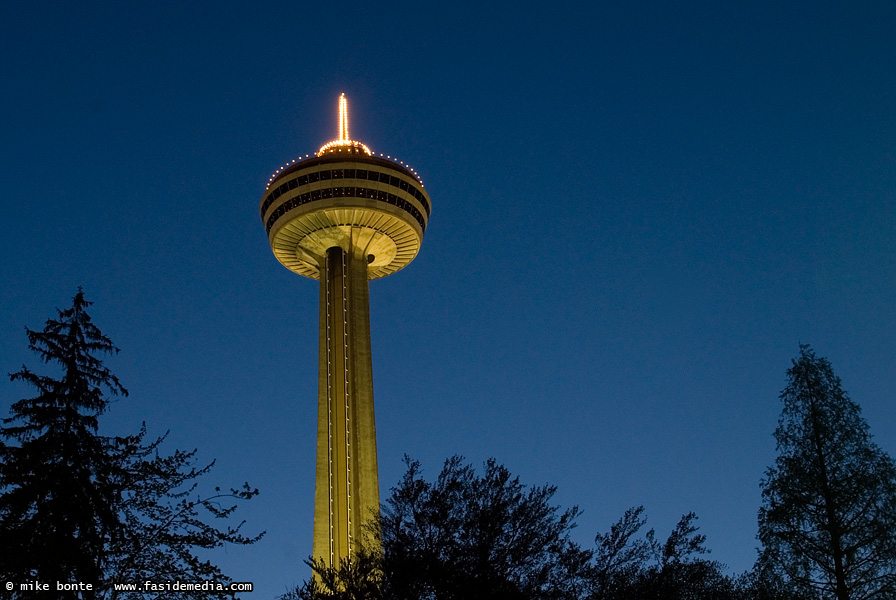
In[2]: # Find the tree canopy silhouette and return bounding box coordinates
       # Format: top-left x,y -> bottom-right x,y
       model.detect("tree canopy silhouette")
287,459 -> 752,600
589,506 -> 736,600
380,455 -> 592,600
286,455 -> 591,600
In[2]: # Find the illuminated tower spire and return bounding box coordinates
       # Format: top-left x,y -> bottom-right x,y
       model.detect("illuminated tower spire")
317,94 -> 371,156
259,95 -> 432,569
339,93 -> 349,141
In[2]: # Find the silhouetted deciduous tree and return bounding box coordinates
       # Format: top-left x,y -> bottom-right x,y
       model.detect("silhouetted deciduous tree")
759,345 -> 896,600
590,506 -> 651,598
286,456 -> 592,600
733,554 -> 812,600
287,464 -> 750,600
381,456 -> 592,600
589,508 -> 735,600
0,290 -> 262,600
284,547 -> 385,600
108,427 -> 263,599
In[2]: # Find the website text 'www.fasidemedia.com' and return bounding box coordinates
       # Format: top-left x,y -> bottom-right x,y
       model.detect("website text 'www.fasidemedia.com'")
7,579 -> 253,593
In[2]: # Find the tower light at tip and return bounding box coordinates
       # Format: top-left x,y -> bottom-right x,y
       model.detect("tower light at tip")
339,93 -> 349,141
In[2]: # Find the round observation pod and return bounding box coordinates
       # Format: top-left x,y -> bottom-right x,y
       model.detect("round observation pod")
259,95 -> 431,280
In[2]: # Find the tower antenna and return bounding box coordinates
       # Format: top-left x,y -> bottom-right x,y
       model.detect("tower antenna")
339,93 -> 349,141
316,93 -> 371,156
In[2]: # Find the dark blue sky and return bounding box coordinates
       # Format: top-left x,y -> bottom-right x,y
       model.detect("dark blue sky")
2,2 -> 895,597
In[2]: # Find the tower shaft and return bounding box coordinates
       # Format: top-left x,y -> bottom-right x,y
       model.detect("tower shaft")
313,242 -> 380,567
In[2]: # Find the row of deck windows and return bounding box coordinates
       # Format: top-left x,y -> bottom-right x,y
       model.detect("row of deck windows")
262,168 -> 430,218
264,186 -> 427,234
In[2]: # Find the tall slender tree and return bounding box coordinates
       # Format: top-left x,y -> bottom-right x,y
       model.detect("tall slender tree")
759,346 -> 896,600
0,290 -> 262,599
0,289 -> 125,596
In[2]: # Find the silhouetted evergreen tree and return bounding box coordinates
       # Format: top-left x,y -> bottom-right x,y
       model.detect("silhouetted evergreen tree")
0,290 -> 125,598
0,290 -> 261,600
759,346 -> 896,600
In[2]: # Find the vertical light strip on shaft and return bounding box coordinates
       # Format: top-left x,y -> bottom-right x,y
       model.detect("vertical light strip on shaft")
325,249 -> 335,566
329,247 -> 350,561
341,249 -> 353,554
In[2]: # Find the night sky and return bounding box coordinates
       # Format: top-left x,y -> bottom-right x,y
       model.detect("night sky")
2,2 -> 895,598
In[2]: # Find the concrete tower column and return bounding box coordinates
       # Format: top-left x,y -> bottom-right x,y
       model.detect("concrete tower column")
313,241 -> 379,566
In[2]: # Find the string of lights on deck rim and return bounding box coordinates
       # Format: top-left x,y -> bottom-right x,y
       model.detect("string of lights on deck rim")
266,145 -> 425,190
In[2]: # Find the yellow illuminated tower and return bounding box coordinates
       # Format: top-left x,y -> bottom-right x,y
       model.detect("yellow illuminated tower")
259,95 -> 431,568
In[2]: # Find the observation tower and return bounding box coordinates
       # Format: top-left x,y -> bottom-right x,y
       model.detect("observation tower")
259,95 -> 431,568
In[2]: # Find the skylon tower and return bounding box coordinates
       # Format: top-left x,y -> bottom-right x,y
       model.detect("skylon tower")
259,95 -> 431,568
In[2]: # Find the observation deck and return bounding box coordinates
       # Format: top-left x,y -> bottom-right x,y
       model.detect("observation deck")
259,97 -> 432,280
